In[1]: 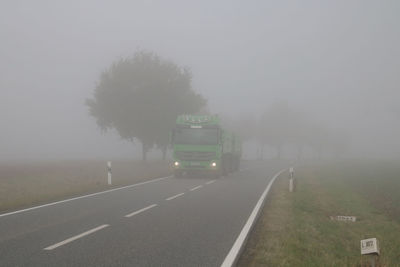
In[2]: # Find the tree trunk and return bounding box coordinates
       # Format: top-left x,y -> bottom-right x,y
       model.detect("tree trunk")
317,145 -> 322,160
276,144 -> 282,159
142,142 -> 148,161
297,145 -> 303,161
161,147 -> 167,160
256,143 -> 264,160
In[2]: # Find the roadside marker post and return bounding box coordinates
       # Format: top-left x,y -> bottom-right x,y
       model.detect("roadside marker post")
289,178 -> 294,192
107,161 -> 112,185
289,167 -> 295,192
361,238 -> 380,267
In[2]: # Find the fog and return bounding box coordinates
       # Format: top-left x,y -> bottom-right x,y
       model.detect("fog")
1,0 -> 399,161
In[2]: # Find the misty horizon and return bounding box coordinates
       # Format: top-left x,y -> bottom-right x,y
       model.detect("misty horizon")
1,1 -> 399,161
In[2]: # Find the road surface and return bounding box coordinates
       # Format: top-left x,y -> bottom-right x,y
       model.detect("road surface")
0,161 -> 286,266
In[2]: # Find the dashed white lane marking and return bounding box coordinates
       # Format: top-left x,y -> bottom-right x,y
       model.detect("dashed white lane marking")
205,180 -> 216,185
166,193 -> 185,201
190,185 -> 203,191
44,224 -> 110,251
125,204 -> 158,218
0,176 -> 172,218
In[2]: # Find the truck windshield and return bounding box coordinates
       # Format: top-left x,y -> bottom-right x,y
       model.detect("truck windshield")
174,128 -> 219,145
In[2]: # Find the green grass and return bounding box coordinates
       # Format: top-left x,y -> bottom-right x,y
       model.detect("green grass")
239,160 -> 400,267
0,160 -> 171,213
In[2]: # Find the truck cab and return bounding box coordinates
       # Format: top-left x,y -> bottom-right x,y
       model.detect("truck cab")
171,115 -> 241,178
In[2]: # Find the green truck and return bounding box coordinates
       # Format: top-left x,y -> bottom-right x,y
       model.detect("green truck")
171,114 -> 242,178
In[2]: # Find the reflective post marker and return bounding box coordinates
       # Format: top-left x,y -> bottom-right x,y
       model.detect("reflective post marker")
289,178 -> 294,192
107,161 -> 112,185
361,238 -> 380,267
289,167 -> 295,192
289,167 -> 294,179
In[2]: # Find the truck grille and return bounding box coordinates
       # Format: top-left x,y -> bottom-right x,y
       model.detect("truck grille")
175,151 -> 216,161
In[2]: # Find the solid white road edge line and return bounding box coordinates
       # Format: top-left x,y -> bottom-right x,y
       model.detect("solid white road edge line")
44,224 -> 110,250
125,204 -> 158,218
205,180 -> 216,185
190,185 -> 203,191
0,176 -> 172,218
220,169 -> 286,267
166,193 -> 185,201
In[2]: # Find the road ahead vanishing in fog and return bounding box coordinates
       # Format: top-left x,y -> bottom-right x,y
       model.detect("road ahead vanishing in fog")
0,161 -> 286,267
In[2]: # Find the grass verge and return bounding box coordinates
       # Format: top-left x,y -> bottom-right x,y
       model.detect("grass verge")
0,160 -> 171,213
238,160 -> 400,266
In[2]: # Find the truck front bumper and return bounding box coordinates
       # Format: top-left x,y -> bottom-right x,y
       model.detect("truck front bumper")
172,160 -> 220,171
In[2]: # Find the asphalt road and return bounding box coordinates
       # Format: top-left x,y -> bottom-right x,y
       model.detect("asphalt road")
0,161 -> 286,267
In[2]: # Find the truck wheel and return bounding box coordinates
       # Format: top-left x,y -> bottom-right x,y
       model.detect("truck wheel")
221,166 -> 228,176
174,170 -> 183,178
234,159 -> 240,172
213,170 -> 221,179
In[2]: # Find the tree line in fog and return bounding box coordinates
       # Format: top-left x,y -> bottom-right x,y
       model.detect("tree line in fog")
87,50 -> 348,161
230,102 -> 349,160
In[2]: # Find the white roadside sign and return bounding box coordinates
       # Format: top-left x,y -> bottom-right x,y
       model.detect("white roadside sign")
361,238 -> 380,255
330,215 -> 357,222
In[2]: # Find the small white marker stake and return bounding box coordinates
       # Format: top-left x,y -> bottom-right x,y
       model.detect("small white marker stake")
107,161 -> 112,185
361,238 -> 380,267
289,178 -> 294,192
289,167 -> 295,192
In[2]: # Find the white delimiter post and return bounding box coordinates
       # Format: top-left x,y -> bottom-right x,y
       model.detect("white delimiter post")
361,238 -> 380,267
107,161 -> 112,185
289,167 -> 294,192
289,178 -> 294,192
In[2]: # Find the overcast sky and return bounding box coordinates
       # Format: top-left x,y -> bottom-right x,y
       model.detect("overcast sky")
1,0 -> 399,160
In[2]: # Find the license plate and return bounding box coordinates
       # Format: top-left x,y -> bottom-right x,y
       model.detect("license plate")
190,162 -> 201,166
